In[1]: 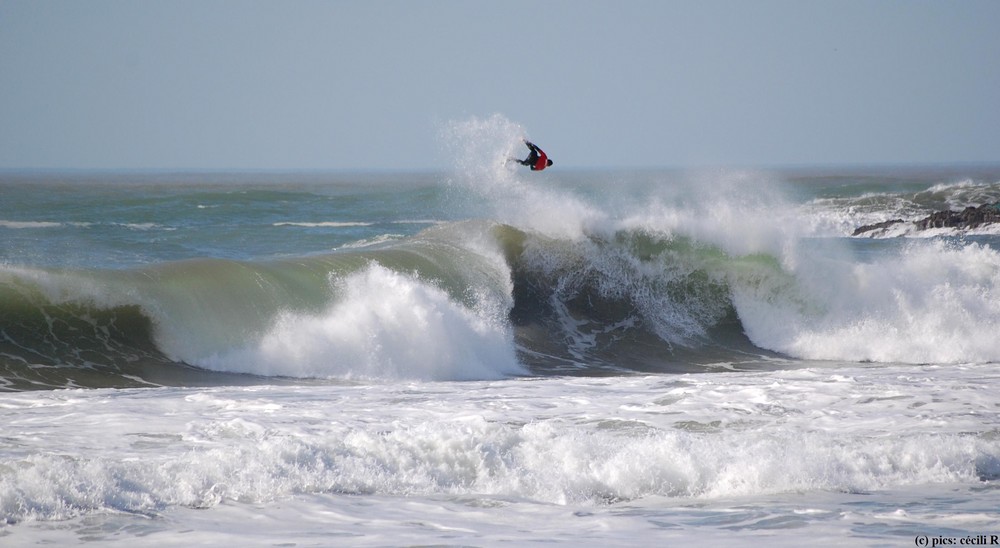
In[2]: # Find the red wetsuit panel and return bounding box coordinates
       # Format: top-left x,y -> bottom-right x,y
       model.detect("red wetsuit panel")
533,149 -> 548,171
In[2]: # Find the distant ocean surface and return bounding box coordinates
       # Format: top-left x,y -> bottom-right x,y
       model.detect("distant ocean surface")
3,120 -> 1000,545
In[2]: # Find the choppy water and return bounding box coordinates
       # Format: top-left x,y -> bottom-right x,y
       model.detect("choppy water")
2,115 -> 999,545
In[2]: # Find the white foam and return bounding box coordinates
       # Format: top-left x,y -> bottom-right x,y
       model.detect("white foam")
919,178 -> 1000,210
274,221 -> 374,228
0,220 -> 91,229
801,179 -> 1000,238
336,233 -> 404,249
197,264 -> 525,381
0,220 -> 167,231
733,239 -> 1000,363
0,220 -> 63,229
2,365 -> 998,539
576,171 -> 1000,364
391,219 -> 443,225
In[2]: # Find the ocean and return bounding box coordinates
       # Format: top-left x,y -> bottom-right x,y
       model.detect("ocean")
2,119 -> 1000,546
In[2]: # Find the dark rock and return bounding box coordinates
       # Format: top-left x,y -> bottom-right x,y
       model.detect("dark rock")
852,219 -> 904,236
853,202 -> 1000,236
913,203 -> 1000,231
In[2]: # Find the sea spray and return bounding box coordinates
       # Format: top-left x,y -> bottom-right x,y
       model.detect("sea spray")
441,113 -> 525,184
442,113 -> 606,239
616,169 -> 804,265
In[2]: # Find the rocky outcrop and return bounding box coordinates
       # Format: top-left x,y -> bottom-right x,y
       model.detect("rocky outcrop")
852,219 -> 904,236
853,202 -> 1000,237
913,202 -> 1000,230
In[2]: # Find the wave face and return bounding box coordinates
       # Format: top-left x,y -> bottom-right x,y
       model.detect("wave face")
0,221 -> 524,389
3,120 -> 1000,390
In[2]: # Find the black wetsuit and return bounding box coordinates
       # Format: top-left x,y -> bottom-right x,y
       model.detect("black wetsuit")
515,141 -> 550,171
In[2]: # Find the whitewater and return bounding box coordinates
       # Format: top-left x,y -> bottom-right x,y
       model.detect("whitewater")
2,115 -> 1000,545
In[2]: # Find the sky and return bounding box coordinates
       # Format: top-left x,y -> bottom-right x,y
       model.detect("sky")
1,0 -> 998,171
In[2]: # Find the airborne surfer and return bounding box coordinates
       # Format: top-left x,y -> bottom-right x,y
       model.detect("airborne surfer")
511,139 -> 553,171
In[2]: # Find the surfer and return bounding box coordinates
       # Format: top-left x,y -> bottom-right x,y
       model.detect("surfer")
511,139 -> 553,171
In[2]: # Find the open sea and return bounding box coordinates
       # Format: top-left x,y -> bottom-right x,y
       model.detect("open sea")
2,119 -> 1000,546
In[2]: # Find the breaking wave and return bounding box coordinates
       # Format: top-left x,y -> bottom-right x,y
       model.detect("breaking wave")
3,115 -> 1000,390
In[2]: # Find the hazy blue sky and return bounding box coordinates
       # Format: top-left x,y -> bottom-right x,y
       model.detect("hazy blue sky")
1,0 -> 998,170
